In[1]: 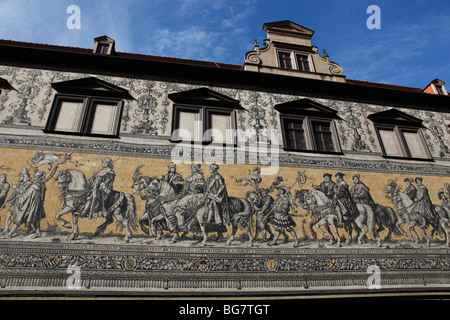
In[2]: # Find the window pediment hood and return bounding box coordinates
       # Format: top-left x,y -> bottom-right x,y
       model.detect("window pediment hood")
368,109 -> 424,127
51,77 -> 133,99
168,88 -> 243,109
0,77 -> 14,90
274,98 -> 341,119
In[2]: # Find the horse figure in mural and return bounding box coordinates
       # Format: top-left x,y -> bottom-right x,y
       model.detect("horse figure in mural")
295,189 -> 381,247
132,170 -> 182,240
173,193 -> 255,247
384,180 -> 450,247
55,169 -> 137,242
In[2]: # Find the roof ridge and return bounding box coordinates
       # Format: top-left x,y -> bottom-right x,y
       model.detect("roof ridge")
346,78 -> 423,91
0,38 -> 243,70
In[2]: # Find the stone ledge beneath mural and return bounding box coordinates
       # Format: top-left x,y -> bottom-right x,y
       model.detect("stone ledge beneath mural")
1,240 -> 450,296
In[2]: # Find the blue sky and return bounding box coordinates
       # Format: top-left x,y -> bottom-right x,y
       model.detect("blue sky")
1,0 -> 449,88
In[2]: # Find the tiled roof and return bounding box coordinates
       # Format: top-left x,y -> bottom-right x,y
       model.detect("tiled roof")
0,39 -> 243,70
346,79 -> 424,93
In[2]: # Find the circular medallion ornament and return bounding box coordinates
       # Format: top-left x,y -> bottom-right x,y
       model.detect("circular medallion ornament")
122,257 -> 138,271
265,259 -> 279,272
43,255 -> 61,269
197,258 -> 210,272
384,258 -> 398,271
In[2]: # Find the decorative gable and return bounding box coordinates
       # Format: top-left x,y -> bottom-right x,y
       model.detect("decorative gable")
274,98 -> 341,119
51,77 -> 133,99
168,88 -> 243,109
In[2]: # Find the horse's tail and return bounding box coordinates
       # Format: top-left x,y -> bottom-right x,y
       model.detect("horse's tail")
386,206 -> 404,236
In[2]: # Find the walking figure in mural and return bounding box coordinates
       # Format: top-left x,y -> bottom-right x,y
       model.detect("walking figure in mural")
250,188 -> 275,243
205,164 -> 230,233
1,169 -> 46,238
0,174 -> 10,209
267,184 -> 300,248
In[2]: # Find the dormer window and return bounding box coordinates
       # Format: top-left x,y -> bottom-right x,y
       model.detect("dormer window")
436,85 -> 445,95
368,109 -> 432,160
169,88 -> 243,145
45,77 -> 133,137
93,36 -> 115,55
276,98 -> 342,153
277,51 -> 312,72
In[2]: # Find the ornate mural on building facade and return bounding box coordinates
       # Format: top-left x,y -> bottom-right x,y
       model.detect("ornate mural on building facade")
0,148 -> 448,250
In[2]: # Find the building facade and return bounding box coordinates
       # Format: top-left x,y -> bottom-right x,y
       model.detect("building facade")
0,21 -> 449,297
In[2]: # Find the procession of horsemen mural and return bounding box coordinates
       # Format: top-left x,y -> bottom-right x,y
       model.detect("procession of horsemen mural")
0,150 -> 449,248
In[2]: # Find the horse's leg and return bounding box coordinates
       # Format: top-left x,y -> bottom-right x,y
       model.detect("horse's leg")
315,219 -> 330,237
328,216 -> 341,247
68,215 -> 79,240
139,212 -> 150,235
288,228 -> 300,248
94,216 -> 114,238
226,224 -> 238,246
355,216 -> 367,247
55,206 -> 73,229
114,211 -> 132,243
309,219 -> 318,241
151,214 -> 166,240
199,224 -> 208,247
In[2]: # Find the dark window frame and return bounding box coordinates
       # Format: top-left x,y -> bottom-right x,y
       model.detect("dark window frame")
280,114 -> 342,154
44,93 -> 124,138
373,123 -> 432,161
278,51 -> 293,69
368,109 -> 433,161
296,54 -> 311,72
171,104 -> 237,146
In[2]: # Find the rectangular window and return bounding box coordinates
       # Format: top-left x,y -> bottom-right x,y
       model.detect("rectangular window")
376,126 -> 431,159
96,44 -> 110,55
46,95 -> 122,137
282,116 -> 340,153
89,101 -> 121,135
312,121 -> 335,152
209,112 -> 233,144
53,99 -> 84,133
402,130 -> 428,159
278,52 -> 293,69
177,109 -> 201,141
378,128 -> 403,157
436,85 -> 445,95
172,106 -> 236,144
284,118 -> 307,150
296,54 -> 311,72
